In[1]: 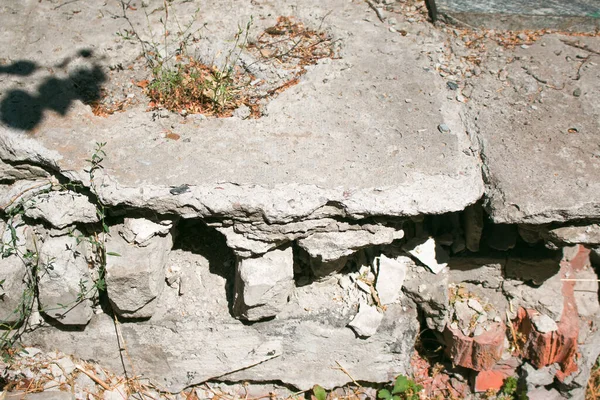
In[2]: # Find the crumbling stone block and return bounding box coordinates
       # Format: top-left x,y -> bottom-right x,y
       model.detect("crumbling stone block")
374,254 -> 408,305
105,219 -> 173,319
0,255 -> 30,325
402,259 -> 450,331
24,191 -> 98,229
37,232 -> 94,326
233,246 -> 294,321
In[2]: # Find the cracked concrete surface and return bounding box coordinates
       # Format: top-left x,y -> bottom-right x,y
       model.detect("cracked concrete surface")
1,0 -> 600,396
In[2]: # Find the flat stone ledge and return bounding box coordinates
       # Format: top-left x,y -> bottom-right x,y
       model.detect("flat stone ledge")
436,0 -> 600,32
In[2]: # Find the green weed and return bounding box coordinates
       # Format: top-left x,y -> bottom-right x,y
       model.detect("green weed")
378,374 -> 423,400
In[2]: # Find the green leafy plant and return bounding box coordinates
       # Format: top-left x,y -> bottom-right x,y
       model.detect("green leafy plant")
0,142 -> 114,358
312,384 -> 327,400
497,376 -> 528,400
378,374 -> 423,400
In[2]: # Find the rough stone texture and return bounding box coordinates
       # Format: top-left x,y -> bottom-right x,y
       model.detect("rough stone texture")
462,202 -> 484,252
448,256 -> 504,289
233,246 -> 295,321
24,191 -> 98,229
436,0 -> 600,32
0,179 -> 53,214
374,254 -> 408,305
120,218 -> 174,247
298,225 -> 404,263
473,35 -> 600,224
348,303 -> 383,338
503,273 -> 564,322
0,159 -> 49,182
24,249 -> 420,391
443,321 -> 506,371
0,0 -> 599,395
105,221 -> 173,318
0,254 -> 30,325
522,362 -> 558,389
402,237 -> 449,274
0,0 -> 483,229
548,224 -> 600,245
37,232 -> 93,326
0,218 -> 32,324
402,260 -> 450,331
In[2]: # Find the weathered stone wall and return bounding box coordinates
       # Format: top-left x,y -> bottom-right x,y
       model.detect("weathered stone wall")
1,160 -> 599,397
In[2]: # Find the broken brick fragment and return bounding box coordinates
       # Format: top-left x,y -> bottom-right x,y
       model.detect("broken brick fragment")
443,322 -> 506,371
472,357 -> 521,392
513,248 -> 586,381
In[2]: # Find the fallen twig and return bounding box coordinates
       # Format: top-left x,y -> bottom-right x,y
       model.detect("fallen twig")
506,311 -> 520,354
561,39 -> 600,56
334,361 -> 361,387
75,365 -> 111,390
562,278 -> 600,282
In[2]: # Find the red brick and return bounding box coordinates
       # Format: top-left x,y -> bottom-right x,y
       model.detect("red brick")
443,322 -> 506,371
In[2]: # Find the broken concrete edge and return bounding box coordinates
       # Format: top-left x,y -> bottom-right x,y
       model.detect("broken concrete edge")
437,11 -> 600,33
0,129 -> 485,223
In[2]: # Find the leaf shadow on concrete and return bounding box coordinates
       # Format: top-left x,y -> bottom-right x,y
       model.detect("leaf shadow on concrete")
0,49 -> 106,131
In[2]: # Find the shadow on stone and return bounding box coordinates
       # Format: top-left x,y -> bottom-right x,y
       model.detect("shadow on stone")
172,219 -> 237,315
0,49 -> 106,131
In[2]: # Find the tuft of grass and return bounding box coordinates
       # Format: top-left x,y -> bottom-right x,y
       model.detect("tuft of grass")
588,356 -> 600,400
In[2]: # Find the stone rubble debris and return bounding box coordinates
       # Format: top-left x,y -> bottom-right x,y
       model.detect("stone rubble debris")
105,220 -> 174,318
0,0 -> 599,397
348,303 -> 383,338
373,254 -> 408,305
37,231 -> 94,326
233,246 -> 295,321
402,237 -> 449,274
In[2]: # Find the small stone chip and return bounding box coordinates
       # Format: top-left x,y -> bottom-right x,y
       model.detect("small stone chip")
438,124 -> 450,134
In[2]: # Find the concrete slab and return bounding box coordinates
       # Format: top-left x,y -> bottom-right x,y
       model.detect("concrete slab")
469,35 -> 600,224
435,0 -> 600,32
0,0 -> 483,222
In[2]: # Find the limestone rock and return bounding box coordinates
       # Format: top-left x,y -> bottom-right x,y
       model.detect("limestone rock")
374,254 -> 408,305
120,218 -> 173,247
402,260 -> 450,331
25,278 -> 420,392
448,257 -> 504,289
402,237 -> 448,274
216,226 -> 279,257
106,222 -> 173,318
0,159 -> 49,181
0,179 -> 53,214
0,254 -> 30,325
573,268 -> 599,317
505,256 -> 561,286
548,224 -> 600,245
309,257 -> 349,279
348,303 -> 383,338
503,273 -> 564,322
531,313 -> 558,333
298,225 -> 404,263
521,362 -> 558,388
24,191 -> 98,229
233,246 -> 295,321
37,233 -> 94,326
